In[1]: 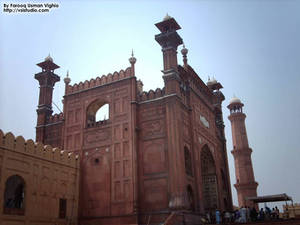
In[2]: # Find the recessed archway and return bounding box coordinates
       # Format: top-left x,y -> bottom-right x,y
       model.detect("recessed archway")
201,145 -> 218,212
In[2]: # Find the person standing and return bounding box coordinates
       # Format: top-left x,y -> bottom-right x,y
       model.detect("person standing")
224,211 -> 231,224
235,209 -> 240,222
259,208 -> 265,221
216,209 -> 221,224
250,207 -> 258,221
206,212 -> 211,224
240,206 -> 247,223
265,206 -> 271,220
246,206 -> 251,222
275,206 -> 280,219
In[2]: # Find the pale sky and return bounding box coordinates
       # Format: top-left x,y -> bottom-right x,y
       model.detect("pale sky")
1,0 -> 299,209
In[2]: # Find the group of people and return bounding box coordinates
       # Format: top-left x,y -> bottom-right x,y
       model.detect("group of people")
205,206 -> 280,224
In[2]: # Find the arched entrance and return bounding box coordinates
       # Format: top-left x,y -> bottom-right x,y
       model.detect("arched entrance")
201,145 -> 218,212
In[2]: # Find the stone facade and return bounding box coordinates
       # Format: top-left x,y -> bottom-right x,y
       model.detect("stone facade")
0,130 -> 79,225
30,16 -> 233,224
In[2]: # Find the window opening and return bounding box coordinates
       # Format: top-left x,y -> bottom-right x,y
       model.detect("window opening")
87,100 -> 109,127
95,103 -> 109,121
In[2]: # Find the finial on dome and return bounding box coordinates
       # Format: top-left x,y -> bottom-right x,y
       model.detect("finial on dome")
64,70 -> 71,84
181,43 -> 188,67
129,49 -> 136,76
44,53 -> 53,62
163,13 -> 172,21
181,43 -> 188,55
129,49 -> 136,65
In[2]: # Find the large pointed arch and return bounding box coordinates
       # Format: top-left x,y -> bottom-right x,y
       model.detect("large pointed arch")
201,144 -> 219,212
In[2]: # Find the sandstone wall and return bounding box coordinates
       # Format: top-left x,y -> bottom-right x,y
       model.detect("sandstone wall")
0,129 -> 79,225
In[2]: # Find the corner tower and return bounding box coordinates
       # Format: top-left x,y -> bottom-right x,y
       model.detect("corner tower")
35,55 -> 60,143
228,97 -> 258,208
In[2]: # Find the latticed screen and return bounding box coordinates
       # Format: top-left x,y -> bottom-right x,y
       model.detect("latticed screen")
201,145 -> 218,211
203,175 -> 218,209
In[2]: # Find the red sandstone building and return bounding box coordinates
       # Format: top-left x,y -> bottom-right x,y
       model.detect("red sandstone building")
34,15 -> 234,224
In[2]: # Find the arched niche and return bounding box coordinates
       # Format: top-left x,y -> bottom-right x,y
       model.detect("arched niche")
3,175 -> 25,215
184,146 -> 193,176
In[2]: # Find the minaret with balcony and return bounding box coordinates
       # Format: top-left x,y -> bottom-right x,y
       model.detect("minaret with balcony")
35,54 -> 60,143
228,96 -> 258,208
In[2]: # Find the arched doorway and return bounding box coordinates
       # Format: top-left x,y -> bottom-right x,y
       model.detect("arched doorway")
201,145 -> 218,212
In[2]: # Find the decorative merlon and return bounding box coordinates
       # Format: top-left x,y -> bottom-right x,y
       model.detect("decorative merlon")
66,67 -> 133,95
0,129 -> 79,167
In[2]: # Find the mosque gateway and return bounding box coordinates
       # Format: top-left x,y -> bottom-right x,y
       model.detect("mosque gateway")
0,15 -> 260,225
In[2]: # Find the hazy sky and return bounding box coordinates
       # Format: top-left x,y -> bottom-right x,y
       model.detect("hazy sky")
1,0 -> 299,209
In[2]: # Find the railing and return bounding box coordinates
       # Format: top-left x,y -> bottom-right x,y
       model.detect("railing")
87,119 -> 109,128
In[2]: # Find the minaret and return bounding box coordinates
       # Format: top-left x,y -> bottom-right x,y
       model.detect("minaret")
228,97 -> 258,208
155,15 -> 190,210
64,70 -> 71,94
155,14 -> 183,95
35,54 -> 60,143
